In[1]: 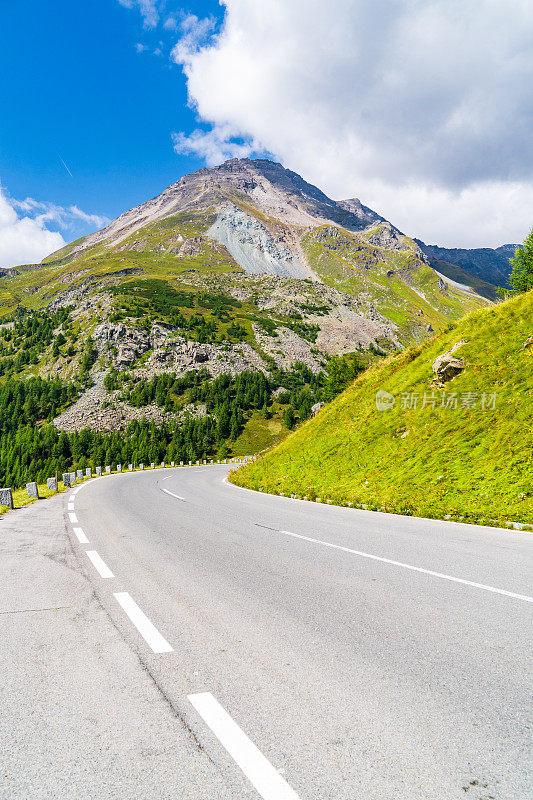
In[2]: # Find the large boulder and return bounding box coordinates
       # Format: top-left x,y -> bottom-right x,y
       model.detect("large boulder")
432,340 -> 467,386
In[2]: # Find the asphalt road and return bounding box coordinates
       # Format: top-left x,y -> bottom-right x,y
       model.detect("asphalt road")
2,465 -> 532,799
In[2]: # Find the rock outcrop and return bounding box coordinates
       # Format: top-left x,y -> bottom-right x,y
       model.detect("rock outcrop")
432,340 -> 468,386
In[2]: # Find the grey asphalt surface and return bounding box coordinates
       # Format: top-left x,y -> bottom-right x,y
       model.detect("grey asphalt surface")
1,465 -> 531,799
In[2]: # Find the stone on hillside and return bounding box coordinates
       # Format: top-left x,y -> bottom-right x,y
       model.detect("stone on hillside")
0,487 -> 14,509
139,463 -> 144,470
128,464 -> 133,471
70,472 -> 76,485
95,466 -> 102,476
26,482 -> 39,499
76,470 -> 83,480
47,477 -> 58,491
311,401 -> 324,415
105,466 -> 111,474
62,473 -> 71,487
432,340 -> 468,386
520,335 -> 533,351
117,464 -> 122,472
86,468 -> 92,477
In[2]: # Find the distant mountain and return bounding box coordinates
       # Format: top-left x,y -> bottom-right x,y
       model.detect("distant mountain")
42,157 -> 486,343
0,158 -> 488,433
416,241 -> 518,293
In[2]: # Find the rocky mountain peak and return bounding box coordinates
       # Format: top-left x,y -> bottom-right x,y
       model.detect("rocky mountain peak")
58,158 -> 383,260
338,197 -> 386,227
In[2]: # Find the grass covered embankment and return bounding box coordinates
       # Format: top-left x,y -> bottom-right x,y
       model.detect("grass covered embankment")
230,292 -> 533,526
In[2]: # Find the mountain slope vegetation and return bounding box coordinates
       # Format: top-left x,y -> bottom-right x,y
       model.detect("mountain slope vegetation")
0,159 -> 505,500
0,158 -> 488,441
231,291 -> 533,526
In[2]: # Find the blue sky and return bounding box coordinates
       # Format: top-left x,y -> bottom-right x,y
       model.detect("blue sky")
1,0 -> 222,240
0,0 -> 531,265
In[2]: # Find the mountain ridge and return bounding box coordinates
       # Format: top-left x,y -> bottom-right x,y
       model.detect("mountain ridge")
42,158 -> 515,300
416,240 -> 517,291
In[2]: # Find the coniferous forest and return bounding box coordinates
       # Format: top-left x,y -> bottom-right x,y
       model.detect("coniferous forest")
0,305 -> 367,488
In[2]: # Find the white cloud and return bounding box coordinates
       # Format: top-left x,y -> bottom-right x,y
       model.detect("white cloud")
118,0 -> 158,29
163,15 -> 178,31
11,197 -> 109,230
170,14 -> 216,65
0,189 -> 65,268
0,186 -> 109,268
67,205 -> 110,228
172,0 -> 533,247
172,126 -> 255,167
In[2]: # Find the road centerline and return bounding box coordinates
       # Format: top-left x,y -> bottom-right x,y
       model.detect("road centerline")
85,550 -> 115,579
274,529 -> 533,603
72,526 -> 89,544
161,487 -> 186,501
113,592 -> 173,653
188,692 -> 301,800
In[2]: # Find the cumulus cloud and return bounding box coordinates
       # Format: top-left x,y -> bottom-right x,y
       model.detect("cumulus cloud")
172,126 -> 255,166
171,0 -> 533,247
170,14 -> 217,65
0,190 -> 65,268
0,186 -> 109,268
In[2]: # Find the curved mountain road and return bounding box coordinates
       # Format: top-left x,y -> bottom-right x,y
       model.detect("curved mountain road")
2,465 -> 531,799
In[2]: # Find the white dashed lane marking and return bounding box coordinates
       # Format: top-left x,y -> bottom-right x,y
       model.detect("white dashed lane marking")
68,512 -> 78,524
113,592 -> 173,654
161,487 -> 186,502
85,550 -> 115,579
73,527 -> 89,544
188,692 -> 300,800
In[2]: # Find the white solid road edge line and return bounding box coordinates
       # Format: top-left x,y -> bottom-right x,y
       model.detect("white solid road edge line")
113,592 -> 173,654
188,692 -> 300,800
73,526 -> 89,544
278,530 -> 533,604
85,550 -> 115,579
161,487 -> 186,501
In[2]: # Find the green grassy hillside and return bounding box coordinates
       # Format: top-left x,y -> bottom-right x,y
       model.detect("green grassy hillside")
301,223 -> 487,341
231,291 -> 533,526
